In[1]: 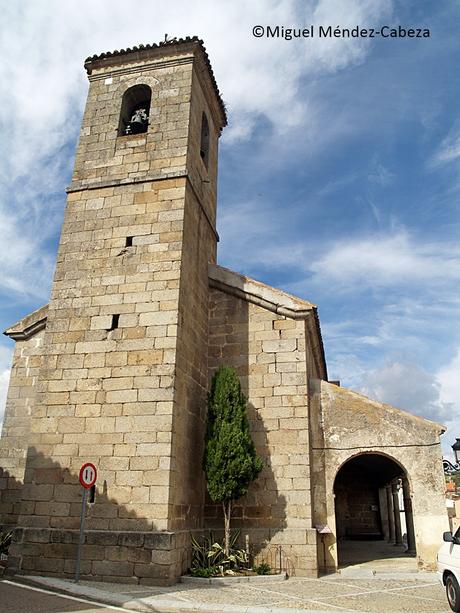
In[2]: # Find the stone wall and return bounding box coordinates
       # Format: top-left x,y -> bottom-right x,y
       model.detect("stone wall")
0,320 -> 45,526
20,178 -> 189,533
186,55 -> 220,229
167,187 -> 216,530
334,470 -> 381,538
8,527 -> 186,585
165,59 -> 221,530
207,270 -> 322,577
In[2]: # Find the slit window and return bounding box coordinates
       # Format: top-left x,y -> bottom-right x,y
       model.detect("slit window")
126,236 -> 133,247
108,314 -> 120,330
118,84 -> 152,136
200,112 -> 210,168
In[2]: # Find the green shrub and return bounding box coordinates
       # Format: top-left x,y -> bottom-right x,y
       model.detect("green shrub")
203,366 -> 263,555
253,562 -> 271,575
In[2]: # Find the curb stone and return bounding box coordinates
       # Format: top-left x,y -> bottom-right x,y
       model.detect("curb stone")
180,572 -> 287,585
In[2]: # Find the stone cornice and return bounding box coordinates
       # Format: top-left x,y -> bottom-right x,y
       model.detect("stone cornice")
66,169 -> 189,194
4,305 -> 48,341
209,263 -> 316,318
87,57 -> 193,82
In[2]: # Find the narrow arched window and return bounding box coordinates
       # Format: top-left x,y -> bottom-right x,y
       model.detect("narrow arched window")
118,84 -> 152,136
200,112 -> 210,168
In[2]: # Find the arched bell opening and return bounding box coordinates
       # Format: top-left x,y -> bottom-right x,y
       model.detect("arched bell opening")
333,453 -> 416,568
118,84 -> 152,136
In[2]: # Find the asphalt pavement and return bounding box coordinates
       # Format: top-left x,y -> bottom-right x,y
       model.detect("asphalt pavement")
0,580 -> 127,613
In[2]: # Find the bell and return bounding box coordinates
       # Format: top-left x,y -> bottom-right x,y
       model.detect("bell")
129,116 -> 145,134
127,107 -> 148,134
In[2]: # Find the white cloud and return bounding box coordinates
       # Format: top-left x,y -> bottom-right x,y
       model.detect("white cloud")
309,231 -> 460,288
0,205 -> 56,299
438,349 -> 460,406
360,362 -> 451,423
367,161 -> 394,187
308,0 -> 393,73
432,122 -> 460,166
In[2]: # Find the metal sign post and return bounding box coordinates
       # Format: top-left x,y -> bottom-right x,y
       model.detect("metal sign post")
75,463 -> 97,583
75,487 -> 88,583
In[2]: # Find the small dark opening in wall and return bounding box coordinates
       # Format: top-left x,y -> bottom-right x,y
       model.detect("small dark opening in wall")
126,236 -> 133,247
108,314 -> 120,331
200,112 -> 210,168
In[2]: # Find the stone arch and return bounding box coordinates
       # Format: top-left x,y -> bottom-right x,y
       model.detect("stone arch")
334,450 -> 411,488
333,451 -> 416,567
118,84 -> 152,135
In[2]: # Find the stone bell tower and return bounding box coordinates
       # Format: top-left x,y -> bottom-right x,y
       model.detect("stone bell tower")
8,38 -> 227,584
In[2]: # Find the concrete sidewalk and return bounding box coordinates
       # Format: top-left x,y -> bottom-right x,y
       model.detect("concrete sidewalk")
6,570 -> 450,613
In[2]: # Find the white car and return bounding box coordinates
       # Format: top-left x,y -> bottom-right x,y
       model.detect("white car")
438,529 -> 460,612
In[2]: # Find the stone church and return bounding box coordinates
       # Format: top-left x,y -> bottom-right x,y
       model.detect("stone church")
0,37 -> 448,584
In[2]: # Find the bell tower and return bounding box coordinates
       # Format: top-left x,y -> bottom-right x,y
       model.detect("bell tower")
10,38 -> 227,584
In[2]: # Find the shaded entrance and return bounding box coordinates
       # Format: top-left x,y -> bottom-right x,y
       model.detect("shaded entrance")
334,453 -> 416,568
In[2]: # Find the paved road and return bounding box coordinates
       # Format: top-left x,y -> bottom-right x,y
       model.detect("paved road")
0,580 -> 126,613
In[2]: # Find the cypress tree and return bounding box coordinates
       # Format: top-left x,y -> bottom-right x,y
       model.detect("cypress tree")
203,366 -> 263,555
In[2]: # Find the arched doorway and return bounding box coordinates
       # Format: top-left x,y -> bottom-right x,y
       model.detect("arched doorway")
334,453 -> 416,567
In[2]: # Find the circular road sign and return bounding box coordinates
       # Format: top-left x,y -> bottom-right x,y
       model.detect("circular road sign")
79,463 -> 97,489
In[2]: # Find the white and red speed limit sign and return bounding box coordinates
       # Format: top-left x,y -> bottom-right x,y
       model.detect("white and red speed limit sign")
79,463 -> 97,489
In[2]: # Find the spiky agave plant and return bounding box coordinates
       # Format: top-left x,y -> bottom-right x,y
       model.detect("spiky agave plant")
0,529 -> 13,557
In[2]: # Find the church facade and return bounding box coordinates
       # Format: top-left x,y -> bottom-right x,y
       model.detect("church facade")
0,38 -> 448,584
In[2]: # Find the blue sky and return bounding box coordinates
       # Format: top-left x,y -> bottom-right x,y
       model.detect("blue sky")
0,0 -> 459,453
